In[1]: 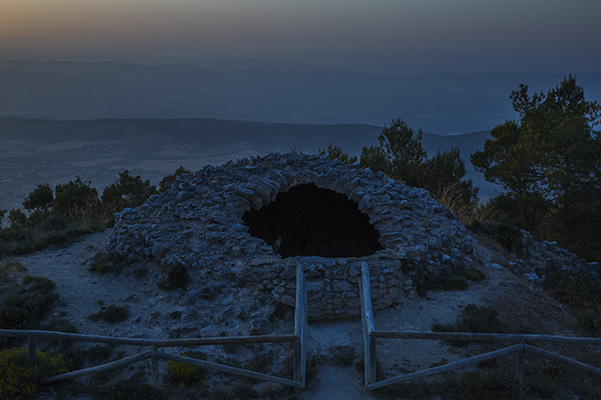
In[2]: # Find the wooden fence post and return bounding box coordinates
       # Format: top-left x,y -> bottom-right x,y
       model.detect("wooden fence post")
368,334 -> 377,385
360,262 -> 377,387
151,345 -> 160,388
27,334 -> 37,366
294,264 -> 307,392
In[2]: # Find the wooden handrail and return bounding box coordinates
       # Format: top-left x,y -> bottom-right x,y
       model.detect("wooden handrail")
0,330 -> 298,347
47,350 -> 153,383
156,351 -> 305,389
1,329 -> 155,346
525,344 -> 601,376
2,263 -> 310,391
154,335 -> 298,347
371,330 -> 601,345
368,344 -> 523,390
358,261 -> 601,391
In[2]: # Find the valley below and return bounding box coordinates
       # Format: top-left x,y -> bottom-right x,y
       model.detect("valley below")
0,117 -> 497,212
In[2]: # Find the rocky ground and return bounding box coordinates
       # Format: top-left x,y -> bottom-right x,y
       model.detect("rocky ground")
4,228 -> 593,399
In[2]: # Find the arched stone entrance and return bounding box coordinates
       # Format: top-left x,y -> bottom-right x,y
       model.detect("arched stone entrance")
242,183 -> 382,258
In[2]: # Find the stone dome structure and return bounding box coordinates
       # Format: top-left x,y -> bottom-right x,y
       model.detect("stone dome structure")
107,153 -> 477,318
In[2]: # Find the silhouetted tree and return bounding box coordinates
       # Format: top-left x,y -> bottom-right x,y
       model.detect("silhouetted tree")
102,170 -> 156,213
360,118 -> 427,186
318,144 -> 358,165
471,75 -> 601,261
23,184 -> 53,211
53,177 -> 99,217
360,118 -> 478,214
158,166 -> 191,193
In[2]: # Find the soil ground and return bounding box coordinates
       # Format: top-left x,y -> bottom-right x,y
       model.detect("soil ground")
5,229 -> 588,399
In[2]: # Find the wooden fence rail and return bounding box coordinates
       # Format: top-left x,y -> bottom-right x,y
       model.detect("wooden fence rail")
0,265 -> 308,390
359,262 -> 601,391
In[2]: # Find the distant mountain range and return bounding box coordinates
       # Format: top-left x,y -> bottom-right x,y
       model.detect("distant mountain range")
2,58 -> 600,134
0,117 -> 499,211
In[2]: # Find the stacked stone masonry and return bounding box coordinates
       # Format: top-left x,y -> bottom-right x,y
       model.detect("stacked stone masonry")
107,153 -> 478,318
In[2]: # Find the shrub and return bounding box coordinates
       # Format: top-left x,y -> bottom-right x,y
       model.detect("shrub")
0,276 -> 58,330
0,260 -> 26,283
50,318 -> 78,334
167,352 -> 207,387
475,220 -> 524,255
245,351 -> 270,374
23,184 -> 54,211
63,344 -> 112,371
101,170 -> 157,213
432,303 -> 507,334
90,371 -> 168,400
318,144 -> 357,165
101,305 -> 128,323
0,260 -> 26,273
87,311 -> 104,322
8,210 -> 28,230
441,368 -> 521,400
22,275 -> 55,292
52,177 -> 100,217
88,252 -> 108,274
464,266 -> 486,281
40,214 -> 68,231
0,347 -> 68,400
158,264 -> 190,291
158,166 -> 191,193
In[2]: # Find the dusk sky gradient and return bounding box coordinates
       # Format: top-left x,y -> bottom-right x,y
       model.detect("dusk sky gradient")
1,0 -> 600,74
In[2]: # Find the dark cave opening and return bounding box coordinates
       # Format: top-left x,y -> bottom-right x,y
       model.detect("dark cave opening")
242,183 -> 382,258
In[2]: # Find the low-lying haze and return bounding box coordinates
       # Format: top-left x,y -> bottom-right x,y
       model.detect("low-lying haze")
2,0 -> 600,75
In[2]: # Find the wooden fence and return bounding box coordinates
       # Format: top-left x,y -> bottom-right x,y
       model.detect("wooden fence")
0,265 -> 308,389
359,262 -> 601,391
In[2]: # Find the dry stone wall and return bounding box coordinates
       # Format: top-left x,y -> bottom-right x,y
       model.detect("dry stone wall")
107,153 -> 477,318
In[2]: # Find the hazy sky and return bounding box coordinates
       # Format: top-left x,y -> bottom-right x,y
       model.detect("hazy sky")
1,0 -> 600,74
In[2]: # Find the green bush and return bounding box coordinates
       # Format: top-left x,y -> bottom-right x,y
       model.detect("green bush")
464,266 -> 486,281
433,303 -> 507,334
52,177 -> 100,217
88,252 -> 108,274
101,170 -> 157,214
167,352 -> 207,388
22,275 -> 55,292
474,220 -> 524,255
158,166 -> 191,193
50,318 -> 78,334
0,275 -> 58,330
441,368 -> 521,400
23,184 -> 53,211
0,347 -> 68,400
0,260 -> 26,284
90,371 -> 168,400
101,305 -> 128,323
62,344 -> 112,371
88,304 -> 128,324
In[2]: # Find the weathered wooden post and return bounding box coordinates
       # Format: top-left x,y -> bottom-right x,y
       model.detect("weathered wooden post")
27,333 -> 37,366
360,262 -> 376,387
294,264 -> 307,391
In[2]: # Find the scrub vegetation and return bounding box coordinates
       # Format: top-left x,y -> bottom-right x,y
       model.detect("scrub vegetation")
0,167 -> 191,258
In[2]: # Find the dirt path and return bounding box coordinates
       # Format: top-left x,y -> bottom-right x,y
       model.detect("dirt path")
10,230 -> 581,400
15,230 -> 173,339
